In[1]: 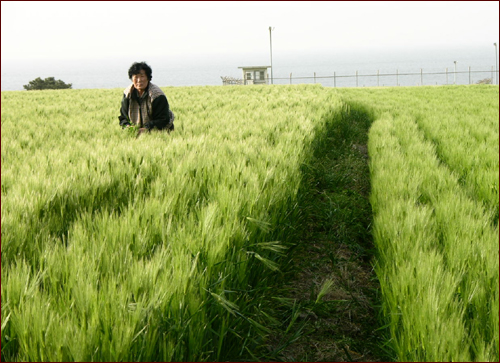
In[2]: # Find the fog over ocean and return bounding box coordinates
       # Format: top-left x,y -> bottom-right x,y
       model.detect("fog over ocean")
2,45 -> 497,91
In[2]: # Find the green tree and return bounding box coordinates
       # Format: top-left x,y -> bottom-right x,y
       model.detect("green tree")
23,77 -> 72,90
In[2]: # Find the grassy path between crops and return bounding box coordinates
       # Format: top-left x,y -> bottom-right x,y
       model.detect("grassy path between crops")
261,103 -> 391,362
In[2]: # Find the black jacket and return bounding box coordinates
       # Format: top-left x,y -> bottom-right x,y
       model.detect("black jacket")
118,84 -> 172,130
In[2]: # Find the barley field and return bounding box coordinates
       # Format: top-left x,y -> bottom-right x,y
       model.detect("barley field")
1,85 -> 342,361
1,84 -> 498,362
340,85 -> 499,362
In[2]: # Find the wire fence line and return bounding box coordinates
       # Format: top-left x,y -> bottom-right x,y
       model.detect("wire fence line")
223,67 -> 498,87
272,67 -> 498,87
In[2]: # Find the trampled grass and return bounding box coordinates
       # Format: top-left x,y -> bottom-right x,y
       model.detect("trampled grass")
1,84 -> 498,362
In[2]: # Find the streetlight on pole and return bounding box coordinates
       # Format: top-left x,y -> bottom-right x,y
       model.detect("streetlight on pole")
494,43 -> 498,85
269,26 -> 274,85
454,61 -> 457,85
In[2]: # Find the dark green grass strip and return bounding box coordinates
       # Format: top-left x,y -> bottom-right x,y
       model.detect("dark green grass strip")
259,103 -> 393,362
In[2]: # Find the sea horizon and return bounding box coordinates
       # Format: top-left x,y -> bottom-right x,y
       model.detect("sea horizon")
2,45 -> 497,91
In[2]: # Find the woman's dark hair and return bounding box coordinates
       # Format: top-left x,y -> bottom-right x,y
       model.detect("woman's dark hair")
128,62 -> 153,81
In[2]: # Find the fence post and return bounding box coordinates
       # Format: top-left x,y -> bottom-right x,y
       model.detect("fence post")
468,66 -> 471,84
290,73 -> 292,85
420,68 -> 423,86
314,72 -> 316,84
334,72 -> 336,87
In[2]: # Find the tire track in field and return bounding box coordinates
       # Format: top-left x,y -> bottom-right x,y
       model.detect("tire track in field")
264,103 -> 389,362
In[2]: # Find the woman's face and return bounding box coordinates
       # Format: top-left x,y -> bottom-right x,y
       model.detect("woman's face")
132,69 -> 149,93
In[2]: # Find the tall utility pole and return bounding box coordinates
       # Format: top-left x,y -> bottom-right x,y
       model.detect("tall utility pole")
269,26 -> 274,84
454,61 -> 457,84
494,43 -> 498,85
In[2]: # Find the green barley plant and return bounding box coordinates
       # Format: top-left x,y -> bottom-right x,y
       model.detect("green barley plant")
1,85 -> 342,361
1,84 -> 498,362
343,85 -> 499,362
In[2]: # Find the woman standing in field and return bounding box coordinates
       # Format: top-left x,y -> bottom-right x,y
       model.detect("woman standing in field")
118,61 -> 174,136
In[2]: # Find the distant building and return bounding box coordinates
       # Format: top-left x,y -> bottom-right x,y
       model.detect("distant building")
238,66 -> 271,85
221,65 -> 271,85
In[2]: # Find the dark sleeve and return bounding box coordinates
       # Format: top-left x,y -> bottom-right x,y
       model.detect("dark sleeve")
144,95 -> 170,130
118,95 -> 131,128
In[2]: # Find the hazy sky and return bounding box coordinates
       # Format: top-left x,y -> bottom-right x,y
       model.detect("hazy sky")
2,1 -> 499,62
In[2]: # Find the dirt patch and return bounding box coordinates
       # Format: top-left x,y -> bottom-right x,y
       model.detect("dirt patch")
263,116 -> 388,361
271,237 -> 382,362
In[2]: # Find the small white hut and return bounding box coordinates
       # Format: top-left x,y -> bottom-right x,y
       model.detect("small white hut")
238,66 -> 271,85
